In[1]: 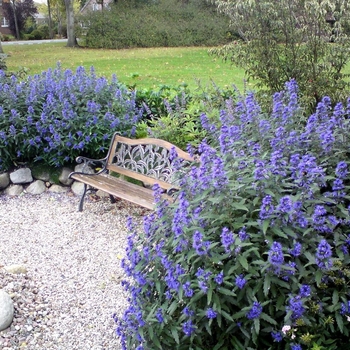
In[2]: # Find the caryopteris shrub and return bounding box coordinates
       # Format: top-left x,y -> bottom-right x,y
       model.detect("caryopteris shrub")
0,64 -> 142,171
115,80 -> 350,350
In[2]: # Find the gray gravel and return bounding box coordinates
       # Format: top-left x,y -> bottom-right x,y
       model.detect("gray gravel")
0,192 -> 147,350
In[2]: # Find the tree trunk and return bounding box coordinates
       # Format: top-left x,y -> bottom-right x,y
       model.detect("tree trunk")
0,12 -> 4,54
47,0 -> 54,39
64,0 -> 78,47
11,0 -> 20,40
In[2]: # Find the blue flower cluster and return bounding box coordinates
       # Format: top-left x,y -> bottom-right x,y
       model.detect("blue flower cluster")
0,64 -> 142,170
115,79 -> 350,349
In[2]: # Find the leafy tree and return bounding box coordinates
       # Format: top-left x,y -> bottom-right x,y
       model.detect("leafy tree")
211,0 -> 350,110
3,0 -> 38,39
37,0 -> 67,38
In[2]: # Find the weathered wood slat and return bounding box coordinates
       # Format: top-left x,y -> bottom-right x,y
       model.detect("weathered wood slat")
71,173 -> 173,210
107,164 -> 177,191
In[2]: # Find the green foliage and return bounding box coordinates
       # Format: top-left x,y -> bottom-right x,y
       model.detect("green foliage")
138,108 -> 206,150
1,34 -> 15,42
77,0 -> 234,49
0,54 -> 7,72
30,25 -> 50,40
211,0 -> 350,111
116,80 -> 350,349
135,82 -> 237,150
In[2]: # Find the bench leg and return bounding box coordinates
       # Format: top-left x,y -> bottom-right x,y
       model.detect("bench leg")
109,195 -> 116,204
79,184 -> 88,212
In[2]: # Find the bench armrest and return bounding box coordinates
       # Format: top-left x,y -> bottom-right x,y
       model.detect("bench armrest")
167,187 -> 180,197
70,155 -> 108,177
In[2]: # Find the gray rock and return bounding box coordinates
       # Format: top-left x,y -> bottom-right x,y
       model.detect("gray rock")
4,185 -> 24,196
59,167 -> 73,186
74,163 -> 95,174
0,173 -> 10,189
0,290 -> 14,331
48,184 -> 69,193
26,180 -> 46,195
4,264 -> 27,274
33,170 -> 51,182
71,181 -> 85,196
96,189 -> 110,198
10,168 -> 33,184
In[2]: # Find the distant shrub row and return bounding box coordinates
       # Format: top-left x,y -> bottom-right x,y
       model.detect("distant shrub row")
77,0 -> 235,49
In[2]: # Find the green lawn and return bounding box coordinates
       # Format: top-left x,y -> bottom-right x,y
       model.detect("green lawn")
4,42 -> 250,91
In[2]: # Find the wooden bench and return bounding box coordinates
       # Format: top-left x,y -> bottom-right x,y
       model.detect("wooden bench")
69,133 -> 195,211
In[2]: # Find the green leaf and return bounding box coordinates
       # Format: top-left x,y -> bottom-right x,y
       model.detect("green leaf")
276,295 -> 285,310
205,321 -> 212,335
238,255 -> 249,270
332,290 -> 339,306
168,300 -> 178,315
335,312 -> 344,333
152,334 -> 162,349
146,304 -> 158,321
232,310 -> 247,320
213,339 -> 225,350
260,312 -> 277,325
213,293 -> 222,313
304,251 -> 315,264
155,280 -> 161,294
315,270 -> 322,286
262,220 -> 270,234
263,274 -> 271,297
230,336 -> 246,350
171,326 -> 180,344
218,287 -> 236,296
149,324 -> 154,340
232,202 -> 249,212
221,309 -> 234,322
254,318 -> 260,335
207,286 -> 213,305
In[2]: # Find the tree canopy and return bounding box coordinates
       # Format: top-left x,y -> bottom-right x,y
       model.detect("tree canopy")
3,0 -> 38,39
211,0 -> 350,109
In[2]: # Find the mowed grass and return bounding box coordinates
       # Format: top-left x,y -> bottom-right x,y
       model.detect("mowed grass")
4,42 -> 250,91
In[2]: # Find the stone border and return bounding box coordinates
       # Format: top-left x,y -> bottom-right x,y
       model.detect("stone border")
0,165 -> 87,197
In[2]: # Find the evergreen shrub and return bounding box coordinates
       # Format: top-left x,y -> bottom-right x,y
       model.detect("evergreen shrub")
78,0 -> 234,49
0,64 -> 142,171
115,80 -> 350,350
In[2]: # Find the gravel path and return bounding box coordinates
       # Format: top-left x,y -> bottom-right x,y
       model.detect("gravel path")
0,192 -> 147,350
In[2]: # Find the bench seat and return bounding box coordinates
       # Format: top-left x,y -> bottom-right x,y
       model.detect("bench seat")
70,172 -> 173,210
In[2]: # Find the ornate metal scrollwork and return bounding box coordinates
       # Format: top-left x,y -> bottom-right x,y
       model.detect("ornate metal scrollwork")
112,143 -> 192,185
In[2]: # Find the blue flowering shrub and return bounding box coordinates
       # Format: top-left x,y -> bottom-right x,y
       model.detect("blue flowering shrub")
0,64 -> 142,171
115,80 -> 350,350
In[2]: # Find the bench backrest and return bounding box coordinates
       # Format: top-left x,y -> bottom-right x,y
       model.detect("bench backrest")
105,134 -> 195,190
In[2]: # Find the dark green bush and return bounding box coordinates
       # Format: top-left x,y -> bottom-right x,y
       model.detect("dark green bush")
29,29 -> 44,40
116,80 -> 350,349
23,33 -> 36,40
77,0 -> 234,49
33,24 -> 50,40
